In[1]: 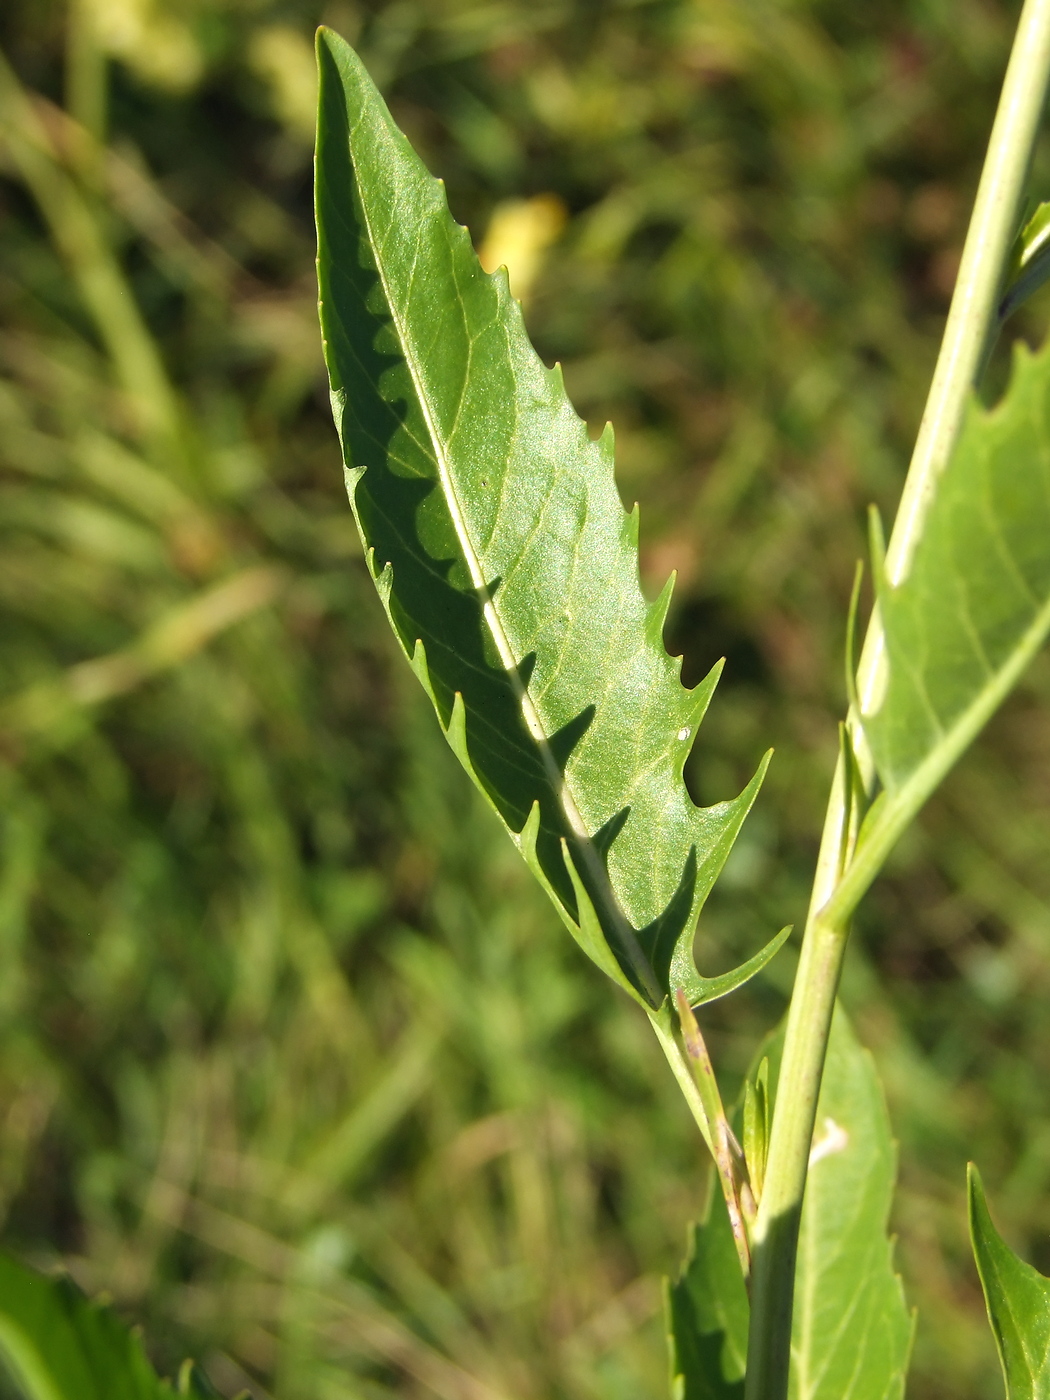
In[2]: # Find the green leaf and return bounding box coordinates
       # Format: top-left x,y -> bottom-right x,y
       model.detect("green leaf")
0,1252 -> 212,1400
860,336 -> 1050,860
314,28 -> 772,1009
789,1008 -> 913,1400
969,1164 -> 1050,1398
743,1056 -> 770,1204
667,1191 -> 748,1400
666,1012 -> 911,1400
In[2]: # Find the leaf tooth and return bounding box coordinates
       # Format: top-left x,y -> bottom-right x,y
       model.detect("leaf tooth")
545,360 -> 570,409
370,552 -> 393,602
409,637 -> 440,712
516,798 -> 544,854
445,689 -> 471,767
439,686 -> 516,834
685,658 -> 725,736
343,463 -> 366,502
488,263 -> 512,296
514,803 -> 589,944
646,571 -> 677,648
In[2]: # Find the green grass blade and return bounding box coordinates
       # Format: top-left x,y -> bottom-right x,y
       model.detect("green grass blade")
844,337 -> 1050,920
667,1193 -> 748,1400
0,1254 -> 184,1400
314,28 -> 770,1009
969,1165 -> 1050,1398
788,1008 -> 913,1400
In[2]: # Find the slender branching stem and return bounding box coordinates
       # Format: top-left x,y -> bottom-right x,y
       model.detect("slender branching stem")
744,4 -> 1050,1396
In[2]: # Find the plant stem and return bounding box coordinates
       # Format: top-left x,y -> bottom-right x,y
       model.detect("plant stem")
744,4 -> 1050,1396
674,991 -> 752,1277
648,1008 -> 750,1278
879,0 -> 1050,597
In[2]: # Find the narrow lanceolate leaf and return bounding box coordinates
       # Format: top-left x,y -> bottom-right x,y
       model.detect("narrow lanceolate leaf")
860,337 -> 1050,859
0,1252 -> 216,1399
789,1008 -> 913,1400
969,1165 -> 1050,1398
667,1191 -> 748,1400
315,27 -> 773,1009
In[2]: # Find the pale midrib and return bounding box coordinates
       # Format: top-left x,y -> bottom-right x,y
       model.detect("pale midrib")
359,182 -> 659,1003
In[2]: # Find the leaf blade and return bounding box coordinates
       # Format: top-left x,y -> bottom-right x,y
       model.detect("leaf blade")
861,338 -> 1050,845
969,1164 -> 1050,1399
315,28 -> 770,1005
0,1253 -> 177,1400
788,1008 -> 913,1400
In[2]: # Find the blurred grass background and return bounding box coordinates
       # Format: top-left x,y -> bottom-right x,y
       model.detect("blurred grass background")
2,0 -> 1050,1396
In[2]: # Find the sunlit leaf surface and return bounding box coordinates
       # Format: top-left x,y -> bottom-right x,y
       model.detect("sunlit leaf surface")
969,1165 -> 1050,1399
789,1009 -> 913,1400
315,28 -> 770,1007
862,338 -> 1050,828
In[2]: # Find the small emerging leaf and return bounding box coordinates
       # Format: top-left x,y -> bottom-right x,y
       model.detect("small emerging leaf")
969,1164 -> 1050,1398
315,29 -> 774,1009
667,1190 -> 748,1400
743,1057 -> 770,1204
0,1252 -> 204,1399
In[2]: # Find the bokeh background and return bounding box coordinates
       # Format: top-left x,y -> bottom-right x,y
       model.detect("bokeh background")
1,0 -> 1050,1395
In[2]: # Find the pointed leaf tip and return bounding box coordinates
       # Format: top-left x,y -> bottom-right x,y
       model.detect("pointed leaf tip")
676,922 -> 791,1009
969,1165 -> 1050,1399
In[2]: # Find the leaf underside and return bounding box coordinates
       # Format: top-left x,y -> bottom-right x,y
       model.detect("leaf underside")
0,1252 -> 215,1400
315,27 -> 771,1008
789,1008 -> 913,1400
969,1165 -> 1050,1400
862,336 -> 1050,826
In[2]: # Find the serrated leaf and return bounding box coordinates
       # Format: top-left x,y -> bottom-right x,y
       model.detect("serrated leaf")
969,1165 -> 1050,1398
0,1252 -> 200,1400
314,28 -> 771,1008
667,1190 -> 748,1400
860,337 -> 1050,844
789,1008 -> 913,1400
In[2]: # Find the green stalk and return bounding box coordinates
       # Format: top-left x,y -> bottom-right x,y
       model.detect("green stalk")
744,4 -> 1050,1396
648,1007 -> 751,1278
